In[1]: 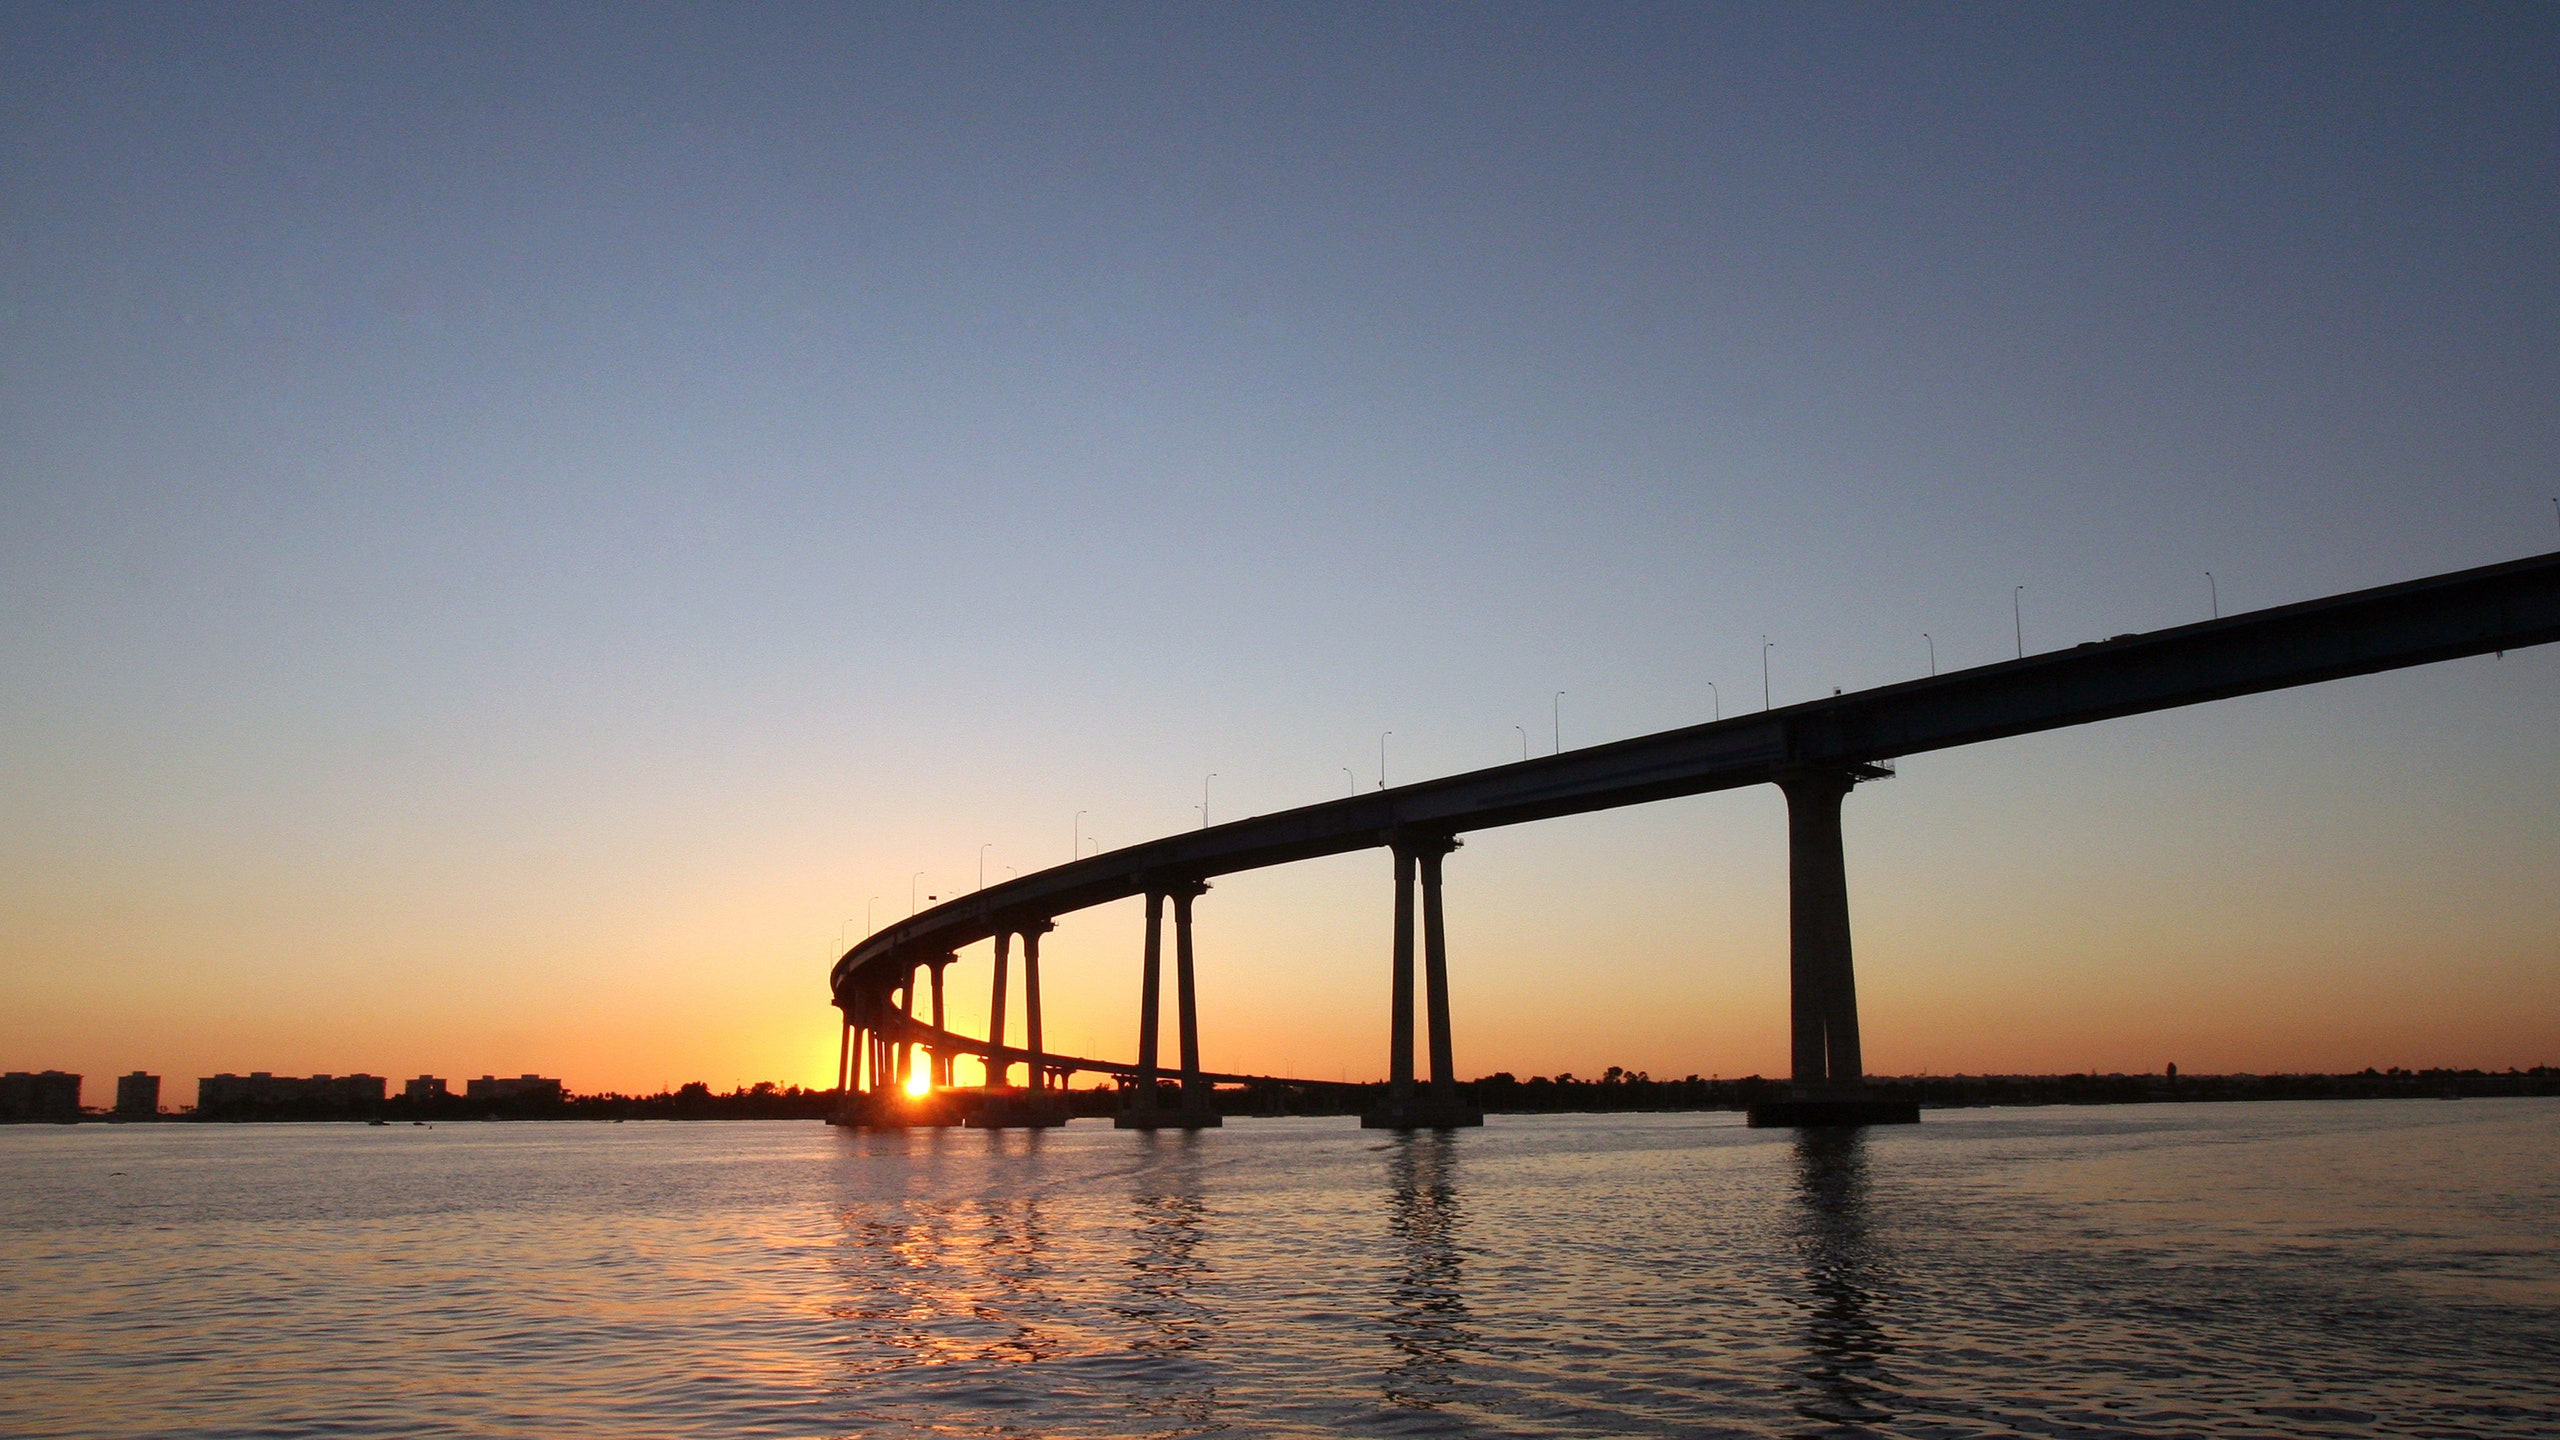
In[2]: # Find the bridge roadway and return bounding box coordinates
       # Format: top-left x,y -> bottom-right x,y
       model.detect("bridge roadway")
831,548 -> 2560,1125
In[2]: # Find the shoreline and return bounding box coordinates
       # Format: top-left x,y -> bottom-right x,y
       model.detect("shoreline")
18,1067 -> 2554,1124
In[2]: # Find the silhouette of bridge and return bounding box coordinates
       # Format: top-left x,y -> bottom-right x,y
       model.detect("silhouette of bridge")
830,550 -> 2560,1128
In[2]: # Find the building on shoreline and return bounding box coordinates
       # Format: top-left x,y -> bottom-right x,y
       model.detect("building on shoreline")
465,1075 -> 562,1103
404,1076 -> 449,1101
1,1071 -> 82,1122
114,1072 -> 160,1117
196,1073 -> 386,1112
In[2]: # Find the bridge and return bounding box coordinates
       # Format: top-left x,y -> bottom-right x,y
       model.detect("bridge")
830,549 -> 2560,1128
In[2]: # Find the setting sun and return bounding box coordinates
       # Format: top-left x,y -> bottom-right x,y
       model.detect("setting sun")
904,1055 -> 930,1098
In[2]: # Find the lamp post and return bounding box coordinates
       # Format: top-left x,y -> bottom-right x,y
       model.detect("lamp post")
979,843 -> 992,891
1379,732 -> 1391,789
1514,724 -> 1528,761
867,896 -> 880,934
1072,810 -> 1087,864
1202,774 -> 1216,829
2206,571 -> 2218,620
910,871 -> 926,918
1923,634 -> 1935,677
1706,681 -> 1719,721
1342,767 -> 1355,797
1761,637 -> 1773,711
1552,691 -> 1565,754
2013,586 -> 2026,658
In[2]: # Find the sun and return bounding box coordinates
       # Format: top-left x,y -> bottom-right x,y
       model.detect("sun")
904,1054 -> 931,1098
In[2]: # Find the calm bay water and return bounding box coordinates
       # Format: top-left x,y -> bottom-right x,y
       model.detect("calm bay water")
3,1101 -> 2554,1439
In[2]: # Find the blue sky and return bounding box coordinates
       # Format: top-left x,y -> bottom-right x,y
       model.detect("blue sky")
4,4 -> 2555,1100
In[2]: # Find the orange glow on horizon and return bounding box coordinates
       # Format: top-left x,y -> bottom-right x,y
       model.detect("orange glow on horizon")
904,1054 -> 930,1097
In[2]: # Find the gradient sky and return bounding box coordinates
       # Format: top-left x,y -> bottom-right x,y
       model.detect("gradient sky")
5,4 -> 2556,1106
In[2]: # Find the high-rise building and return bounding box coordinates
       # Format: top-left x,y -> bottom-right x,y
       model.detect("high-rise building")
0,1071 -> 82,1122
403,1076 -> 449,1101
114,1072 -> 160,1117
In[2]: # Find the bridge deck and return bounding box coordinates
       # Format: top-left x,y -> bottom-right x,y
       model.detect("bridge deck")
836,549 -> 2560,1000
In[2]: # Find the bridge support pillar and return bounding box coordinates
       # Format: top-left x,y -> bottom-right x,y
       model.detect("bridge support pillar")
1131,893 -> 1163,1114
896,968 -> 917,1092
926,956 -> 953,1088
961,925 -> 1066,1127
1365,834 -> 1481,1129
987,930 -> 1012,1087
872,1018 -> 893,1099
1022,921 -> 1053,1093
1122,882 -> 1220,1128
1749,767 -> 1917,1128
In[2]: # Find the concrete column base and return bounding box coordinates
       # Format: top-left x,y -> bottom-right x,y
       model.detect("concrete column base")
1745,1098 -> 1919,1128
1360,1098 -> 1485,1130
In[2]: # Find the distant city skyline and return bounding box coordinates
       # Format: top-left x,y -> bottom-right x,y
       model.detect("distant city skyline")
5,6 -> 2556,1103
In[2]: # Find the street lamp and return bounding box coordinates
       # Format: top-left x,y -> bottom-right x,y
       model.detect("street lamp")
1552,691 -> 1565,754
2206,571 -> 2218,620
1073,810 -> 1087,864
867,896 -> 880,934
1379,732 -> 1391,789
1515,724 -> 1528,761
1706,681 -> 1719,722
979,843 -> 992,891
910,871 -> 926,918
1761,637 -> 1773,711
1923,634 -> 1935,677
1202,773 -> 1216,829
2013,586 -> 2026,658
1342,767 -> 1355,797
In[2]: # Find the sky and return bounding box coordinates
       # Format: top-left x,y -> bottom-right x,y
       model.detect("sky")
3,4 -> 2555,1107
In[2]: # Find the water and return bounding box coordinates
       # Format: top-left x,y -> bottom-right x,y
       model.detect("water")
3,1101 -> 2554,1439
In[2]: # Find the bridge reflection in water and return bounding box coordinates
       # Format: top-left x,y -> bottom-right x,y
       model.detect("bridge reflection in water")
1381,1134 -> 1471,1411
1785,1130 -> 1897,1431
826,551 -> 2560,1130
814,1120 -> 1936,1433
1115,1133 -> 1219,1431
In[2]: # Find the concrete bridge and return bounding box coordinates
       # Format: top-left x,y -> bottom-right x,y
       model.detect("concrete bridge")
831,549 -> 2560,1128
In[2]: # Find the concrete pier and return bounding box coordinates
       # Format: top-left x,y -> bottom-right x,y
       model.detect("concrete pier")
1748,767 -> 1917,1129
926,955 -> 954,1088
1021,920 -> 1052,1092
1364,834 -> 1482,1129
987,929 -> 1012,1087
1120,882 -> 1220,1128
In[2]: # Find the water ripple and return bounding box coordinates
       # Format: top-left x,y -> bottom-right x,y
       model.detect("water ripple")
2,1103 -> 2555,1437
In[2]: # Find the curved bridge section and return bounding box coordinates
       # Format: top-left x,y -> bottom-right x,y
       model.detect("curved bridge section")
830,550 -> 2560,1127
